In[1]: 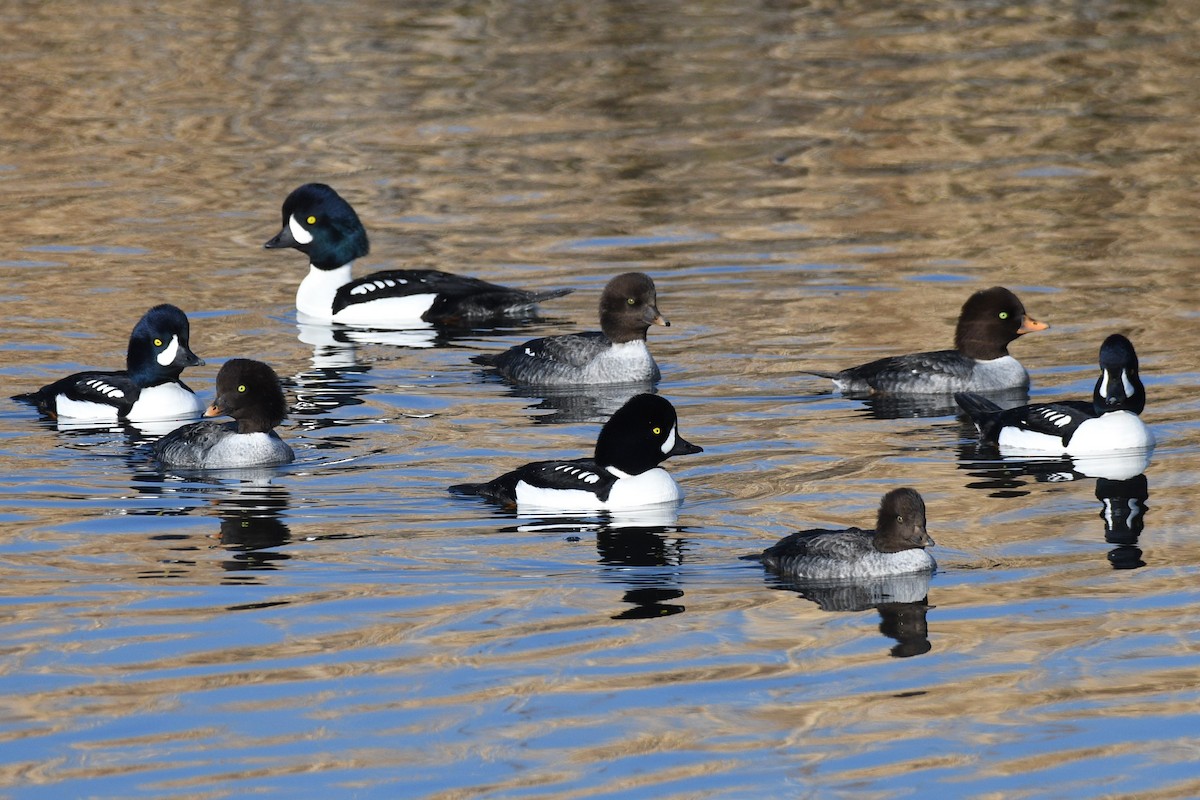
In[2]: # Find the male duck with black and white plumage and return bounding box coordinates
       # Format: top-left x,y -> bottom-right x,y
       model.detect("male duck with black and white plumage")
13,303 -> 205,425
264,183 -> 573,327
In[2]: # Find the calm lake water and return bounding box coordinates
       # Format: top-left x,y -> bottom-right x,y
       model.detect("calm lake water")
3,1 -> 1200,797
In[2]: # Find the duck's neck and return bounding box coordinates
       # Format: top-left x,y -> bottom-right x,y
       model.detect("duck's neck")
297,262 -> 353,321
955,325 -> 1010,360
237,415 -> 276,435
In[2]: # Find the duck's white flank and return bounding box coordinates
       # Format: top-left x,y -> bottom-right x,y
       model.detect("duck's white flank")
998,410 -> 1155,455
515,466 -> 683,512
296,264 -> 438,324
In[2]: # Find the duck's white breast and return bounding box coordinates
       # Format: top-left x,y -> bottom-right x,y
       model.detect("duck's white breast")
999,411 -> 1154,455
579,340 -> 659,384
1067,412 -> 1154,455
128,383 -> 204,422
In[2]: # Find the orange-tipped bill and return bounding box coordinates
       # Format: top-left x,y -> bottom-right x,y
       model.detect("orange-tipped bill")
647,307 -> 670,327
204,403 -> 223,418
1018,315 -> 1049,335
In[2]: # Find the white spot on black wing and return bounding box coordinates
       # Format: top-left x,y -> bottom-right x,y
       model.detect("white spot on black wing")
85,378 -> 124,398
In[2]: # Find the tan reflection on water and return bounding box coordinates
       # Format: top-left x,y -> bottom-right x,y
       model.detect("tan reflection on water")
4,0 -> 1200,796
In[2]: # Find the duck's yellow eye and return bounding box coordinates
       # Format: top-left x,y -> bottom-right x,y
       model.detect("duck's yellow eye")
306,215 -> 317,225
153,338 -> 163,347
627,297 -> 636,305
652,426 -> 661,434
237,384 -> 247,393
999,311 -> 1009,320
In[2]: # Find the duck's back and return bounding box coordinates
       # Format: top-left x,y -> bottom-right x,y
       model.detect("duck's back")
478,332 -> 659,386
761,527 -> 935,580
833,350 -> 1026,394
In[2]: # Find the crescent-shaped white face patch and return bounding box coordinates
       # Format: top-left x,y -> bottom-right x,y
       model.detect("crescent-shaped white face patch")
660,425 -> 677,455
156,334 -> 180,366
1121,370 -> 1134,397
1098,370 -> 1109,397
288,214 -> 314,245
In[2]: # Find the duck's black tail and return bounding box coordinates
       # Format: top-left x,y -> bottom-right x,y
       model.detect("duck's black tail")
11,390 -> 50,414
526,287 -> 574,303
954,392 -> 1003,439
469,353 -> 499,367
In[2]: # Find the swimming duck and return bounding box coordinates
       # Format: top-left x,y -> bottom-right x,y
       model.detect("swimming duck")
471,272 -> 667,386
956,333 -> 1154,454
264,183 -> 572,326
13,303 -> 205,422
812,287 -> 1048,395
449,393 -> 702,511
757,489 -> 936,580
153,358 -> 294,468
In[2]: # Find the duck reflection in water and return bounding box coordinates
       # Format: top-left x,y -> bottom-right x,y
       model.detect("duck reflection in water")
509,382 -> 658,425
856,386 -> 1029,421
514,501 -> 689,619
597,522 -> 687,620
958,445 -> 1151,569
129,476 -> 293,582
1098,474 -> 1148,570
769,573 -> 933,658
297,316 -> 551,365
292,319 -> 570,430
214,483 -> 293,574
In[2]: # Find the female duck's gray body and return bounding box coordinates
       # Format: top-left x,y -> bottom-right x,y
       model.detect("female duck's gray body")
813,287 -> 1048,395
154,359 -> 294,469
759,488 -> 936,580
472,272 -> 667,386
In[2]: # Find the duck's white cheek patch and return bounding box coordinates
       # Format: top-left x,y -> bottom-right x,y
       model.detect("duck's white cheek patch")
1098,371 -> 1110,397
157,335 -> 180,366
660,426 -> 677,455
1121,370 -> 1134,397
288,214 -> 314,245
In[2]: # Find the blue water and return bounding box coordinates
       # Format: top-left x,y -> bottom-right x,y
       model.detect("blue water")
5,0 -> 1200,797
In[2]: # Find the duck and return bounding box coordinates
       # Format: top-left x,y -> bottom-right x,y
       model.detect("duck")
449,393 -> 702,511
471,272 -> 667,386
264,183 -> 572,326
756,488 -> 936,580
955,333 -> 1154,455
153,358 -> 295,468
810,286 -> 1048,394
13,303 -> 205,422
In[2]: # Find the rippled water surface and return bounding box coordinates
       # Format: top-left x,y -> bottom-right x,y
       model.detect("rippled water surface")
4,1 -> 1200,797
